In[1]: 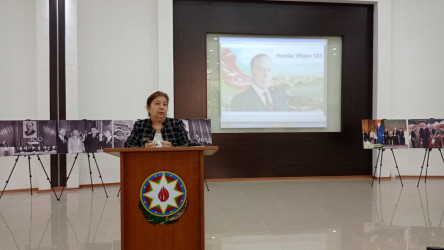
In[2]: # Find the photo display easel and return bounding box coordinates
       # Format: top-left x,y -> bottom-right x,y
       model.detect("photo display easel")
363,118 -> 444,187
0,118 -> 213,200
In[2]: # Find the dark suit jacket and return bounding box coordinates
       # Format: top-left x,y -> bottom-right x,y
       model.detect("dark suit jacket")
101,137 -> 113,149
57,135 -> 68,154
84,133 -> 101,153
24,129 -> 36,136
231,86 -> 288,111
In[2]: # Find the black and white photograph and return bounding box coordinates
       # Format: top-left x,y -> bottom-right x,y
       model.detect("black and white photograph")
58,120 -> 86,154
58,120 -> 113,154
112,120 -> 136,148
0,120 -> 58,156
182,119 -> 212,146
22,120 -> 37,138
408,118 -> 444,149
0,121 -> 17,156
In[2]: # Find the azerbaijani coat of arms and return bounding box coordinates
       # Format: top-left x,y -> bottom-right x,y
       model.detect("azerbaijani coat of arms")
139,171 -> 187,225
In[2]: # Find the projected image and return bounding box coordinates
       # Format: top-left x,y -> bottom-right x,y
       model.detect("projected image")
408,119 -> 444,148
219,36 -> 327,128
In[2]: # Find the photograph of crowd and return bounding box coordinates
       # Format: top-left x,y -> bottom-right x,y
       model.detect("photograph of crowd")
362,119 -> 408,149
112,120 -> 136,148
408,119 -> 444,148
182,119 -> 212,146
0,120 -> 57,156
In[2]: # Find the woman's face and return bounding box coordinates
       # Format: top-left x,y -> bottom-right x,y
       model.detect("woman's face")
147,96 -> 168,120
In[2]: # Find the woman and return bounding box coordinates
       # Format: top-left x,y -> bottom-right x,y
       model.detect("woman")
124,91 -> 190,148
369,129 -> 377,144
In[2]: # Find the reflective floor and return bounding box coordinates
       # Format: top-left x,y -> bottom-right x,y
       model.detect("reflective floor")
0,178 -> 444,249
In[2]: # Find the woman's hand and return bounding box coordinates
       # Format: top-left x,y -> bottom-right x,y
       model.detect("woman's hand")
161,141 -> 172,147
145,141 -> 157,148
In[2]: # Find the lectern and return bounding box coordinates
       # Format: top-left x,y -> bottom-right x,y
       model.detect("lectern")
104,146 -> 218,250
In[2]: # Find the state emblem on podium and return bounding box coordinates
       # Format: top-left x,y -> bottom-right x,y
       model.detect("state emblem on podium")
139,171 -> 188,225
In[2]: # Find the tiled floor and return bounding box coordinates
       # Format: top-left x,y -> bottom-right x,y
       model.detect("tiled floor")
1,178 -> 444,249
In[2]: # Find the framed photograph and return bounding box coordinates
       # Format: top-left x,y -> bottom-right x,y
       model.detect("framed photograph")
408,119 -> 444,149
182,119 -> 212,146
23,121 -> 37,138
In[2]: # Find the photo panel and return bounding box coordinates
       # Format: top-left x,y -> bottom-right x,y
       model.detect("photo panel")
0,121 -> 17,156
408,118 -> 444,149
14,120 -> 57,156
361,119 -> 383,149
83,120 -> 112,153
182,119 -> 212,146
382,119 -> 408,149
112,120 -> 136,148
58,120 -> 87,154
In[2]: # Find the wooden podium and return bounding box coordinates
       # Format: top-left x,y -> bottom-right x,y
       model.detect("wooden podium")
104,146 -> 218,250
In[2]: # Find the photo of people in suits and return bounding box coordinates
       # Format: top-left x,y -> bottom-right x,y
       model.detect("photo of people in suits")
362,119 -> 408,149
381,119 -> 408,149
408,119 -> 444,149
57,120 -> 113,154
362,119 -> 384,149
231,54 -> 288,111
83,120 -> 112,153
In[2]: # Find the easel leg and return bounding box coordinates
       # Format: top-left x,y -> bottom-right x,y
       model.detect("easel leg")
439,148 -> 444,165
87,153 -> 94,191
371,148 -> 381,187
0,155 -> 21,199
391,149 -> 404,187
424,148 -> 431,183
58,153 -> 79,200
117,188 -> 120,197
204,179 -> 210,192
417,149 -> 428,187
36,155 -> 60,201
28,155 -> 33,195
92,153 -> 108,198
379,149 -> 385,184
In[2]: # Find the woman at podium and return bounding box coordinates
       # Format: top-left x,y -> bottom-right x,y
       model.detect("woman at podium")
124,91 -> 190,148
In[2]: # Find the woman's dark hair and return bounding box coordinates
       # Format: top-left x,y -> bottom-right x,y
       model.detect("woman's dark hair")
146,91 -> 169,107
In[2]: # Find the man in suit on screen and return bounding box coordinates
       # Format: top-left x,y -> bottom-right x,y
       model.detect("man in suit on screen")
231,54 -> 288,111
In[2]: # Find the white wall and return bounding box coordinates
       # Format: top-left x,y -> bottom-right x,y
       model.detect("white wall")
65,0 -> 174,187
375,0 -> 444,177
0,0 -> 52,191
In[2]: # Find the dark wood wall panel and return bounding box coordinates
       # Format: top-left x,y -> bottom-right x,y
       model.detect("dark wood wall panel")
174,0 -> 373,178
